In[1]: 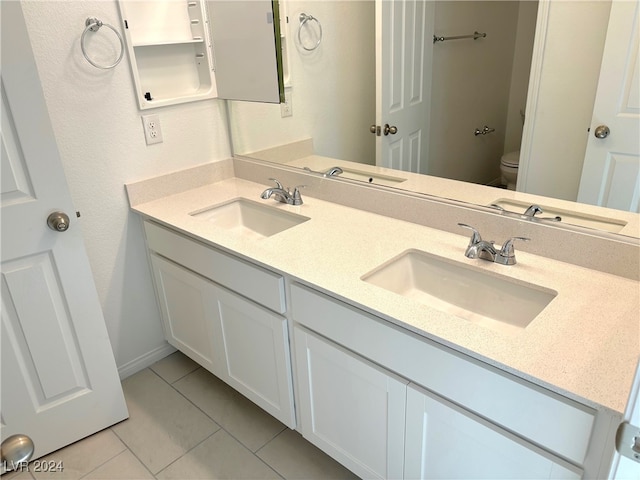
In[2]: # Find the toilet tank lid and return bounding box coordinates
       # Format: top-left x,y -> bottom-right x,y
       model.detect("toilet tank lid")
501,151 -> 520,167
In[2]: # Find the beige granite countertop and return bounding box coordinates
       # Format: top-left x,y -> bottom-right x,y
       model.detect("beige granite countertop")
129,176 -> 639,415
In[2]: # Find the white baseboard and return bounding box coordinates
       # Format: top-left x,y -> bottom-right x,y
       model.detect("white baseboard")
117,343 -> 176,380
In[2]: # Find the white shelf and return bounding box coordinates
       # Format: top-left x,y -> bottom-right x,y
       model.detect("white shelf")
132,38 -> 204,48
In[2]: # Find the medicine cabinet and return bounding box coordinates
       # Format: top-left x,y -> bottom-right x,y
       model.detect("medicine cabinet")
118,0 -> 285,110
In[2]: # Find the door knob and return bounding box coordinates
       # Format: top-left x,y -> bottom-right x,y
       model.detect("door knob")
1,434 -> 34,469
594,125 -> 610,139
383,124 -> 398,135
47,211 -> 70,232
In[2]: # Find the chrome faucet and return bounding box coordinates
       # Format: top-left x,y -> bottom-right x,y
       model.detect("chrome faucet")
260,178 -> 304,206
322,166 -> 343,177
490,204 -> 561,222
523,204 -> 562,222
302,166 -> 344,177
458,223 -> 530,265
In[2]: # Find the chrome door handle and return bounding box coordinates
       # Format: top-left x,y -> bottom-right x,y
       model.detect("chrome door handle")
47,211 -> 70,232
594,125 -> 610,138
1,434 -> 34,468
383,124 -> 398,135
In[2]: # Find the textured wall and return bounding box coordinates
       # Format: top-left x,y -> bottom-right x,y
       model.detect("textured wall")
21,0 -> 232,375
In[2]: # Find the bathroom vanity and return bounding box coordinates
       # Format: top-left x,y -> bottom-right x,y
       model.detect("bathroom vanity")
126,158 -> 639,479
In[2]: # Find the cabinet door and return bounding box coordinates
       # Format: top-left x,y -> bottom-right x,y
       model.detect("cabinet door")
294,327 -> 407,480
404,383 -> 582,480
150,254 -> 222,375
212,286 -> 295,428
207,0 -> 284,103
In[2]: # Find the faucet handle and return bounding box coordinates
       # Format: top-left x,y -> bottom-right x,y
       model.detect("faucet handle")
496,236 -> 530,265
523,205 -> 543,217
268,177 -> 284,190
291,185 -> 305,205
457,223 -> 482,245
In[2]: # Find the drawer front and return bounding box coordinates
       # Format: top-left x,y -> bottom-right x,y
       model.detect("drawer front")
144,221 -> 285,313
290,283 -> 595,465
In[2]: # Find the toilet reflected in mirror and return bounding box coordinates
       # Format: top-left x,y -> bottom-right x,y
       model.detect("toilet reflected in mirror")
500,150 -> 520,190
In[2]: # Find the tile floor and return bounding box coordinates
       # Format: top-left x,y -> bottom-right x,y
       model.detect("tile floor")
4,352 -> 358,480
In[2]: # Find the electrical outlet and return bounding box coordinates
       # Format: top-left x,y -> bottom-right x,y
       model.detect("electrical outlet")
142,114 -> 163,145
280,94 -> 292,118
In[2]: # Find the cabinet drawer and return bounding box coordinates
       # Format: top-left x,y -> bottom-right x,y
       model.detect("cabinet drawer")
290,283 -> 595,465
144,221 -> 285,313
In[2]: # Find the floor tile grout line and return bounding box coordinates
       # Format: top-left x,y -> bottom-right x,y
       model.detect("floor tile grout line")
149,361 -> 202,387
158,367 -> 288,454
153,429 -> 220,478
116,368 -> 224,476
109,425 -> 164,479
30,428 -> 127,480
147,366 -> 289,478
254,427 -> 289,456
76,447 -> 128,480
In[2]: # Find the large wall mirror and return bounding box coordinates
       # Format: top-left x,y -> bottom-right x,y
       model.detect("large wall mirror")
227,0 -> 640,239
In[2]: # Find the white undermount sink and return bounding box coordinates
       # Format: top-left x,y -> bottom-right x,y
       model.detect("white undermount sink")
362,249 -> 557,335
190,198 -> 310,239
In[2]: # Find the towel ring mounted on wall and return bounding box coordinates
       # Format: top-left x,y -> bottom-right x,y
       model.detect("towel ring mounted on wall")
297,13 -> 322,51
81,17 -> 124,69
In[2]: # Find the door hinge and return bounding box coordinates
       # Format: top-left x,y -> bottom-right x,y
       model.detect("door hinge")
616,421 -> 640,463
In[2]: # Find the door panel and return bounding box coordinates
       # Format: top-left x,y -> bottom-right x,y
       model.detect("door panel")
2,254 -> 90,400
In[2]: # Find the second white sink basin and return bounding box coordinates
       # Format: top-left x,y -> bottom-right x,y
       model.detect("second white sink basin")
362,249 -> 557,335
190,198 -> 310,239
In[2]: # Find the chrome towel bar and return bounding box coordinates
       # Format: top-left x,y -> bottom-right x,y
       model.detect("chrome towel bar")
433,31 -> 487,43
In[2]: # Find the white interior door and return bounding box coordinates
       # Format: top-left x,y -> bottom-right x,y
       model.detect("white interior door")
375,0 -> 433,173
1,1 -> 128,467
577,0 -> 640,212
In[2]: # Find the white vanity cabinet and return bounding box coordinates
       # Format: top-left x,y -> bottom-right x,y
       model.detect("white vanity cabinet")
144,221 -> 295,428
294,326 -> 408,480
290,282 -> 602,479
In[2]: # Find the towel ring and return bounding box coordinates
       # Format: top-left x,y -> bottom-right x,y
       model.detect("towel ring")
81,17 -> 124,69
297,13 -> 322,51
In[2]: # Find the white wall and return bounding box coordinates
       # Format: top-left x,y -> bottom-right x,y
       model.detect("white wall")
21,0 -> 231,375
520,0 -> 611,201
229,0 -> 376,165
